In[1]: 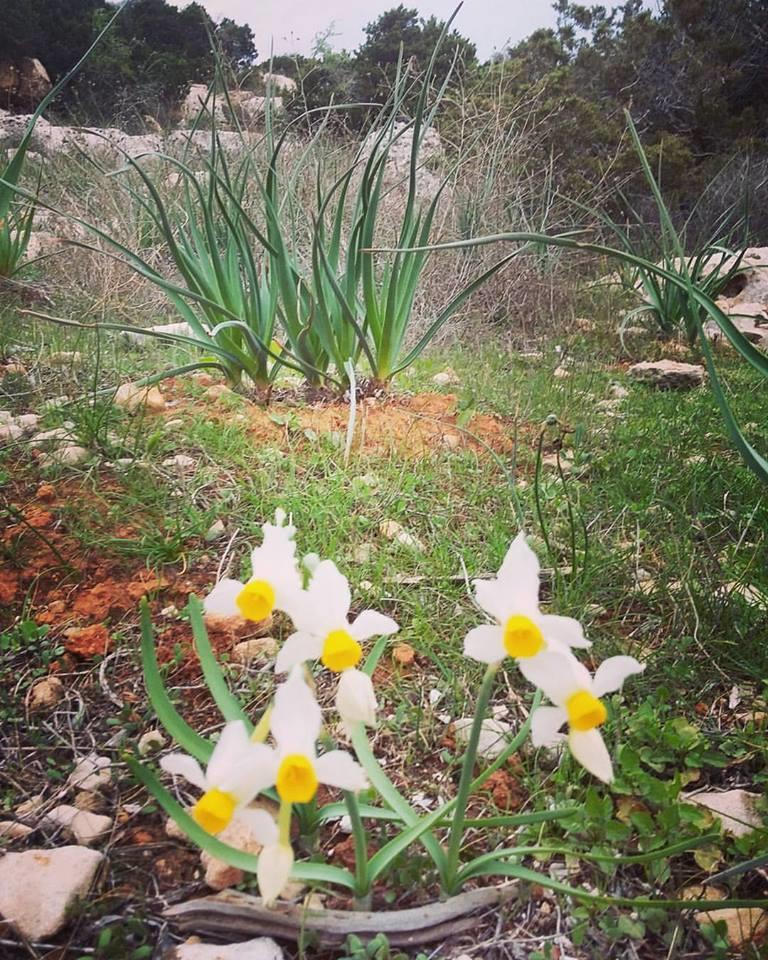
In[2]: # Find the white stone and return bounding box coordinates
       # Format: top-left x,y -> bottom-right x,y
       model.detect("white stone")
432,368 -> 460,386
205,519 -> 227,542
0,846 -> 105,939
453,717 -> 512,759
379,519 -> 425,552
163,454 -> 196,472
40,444 -> 90,467
137,730 -> 167,757
0,422 -> 22,442
608,383 -> 629,399
628,360 -> 705,390
174,936 -> 283,960
0,821 -> 33,840
114,382 -> 166,413
67,754 -> 111,792
686,789 -> 762,838
28,676 -> 64,710
232,637 -> 278,664
44,805 -> 112,845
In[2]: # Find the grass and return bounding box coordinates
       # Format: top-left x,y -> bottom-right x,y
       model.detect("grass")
1,127 -> 767,957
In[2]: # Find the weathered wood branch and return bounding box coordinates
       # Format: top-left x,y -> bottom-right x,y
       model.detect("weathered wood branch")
164,882 -> 518,947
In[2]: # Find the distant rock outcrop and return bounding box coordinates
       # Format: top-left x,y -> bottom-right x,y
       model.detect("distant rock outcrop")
0,57 -> 51,111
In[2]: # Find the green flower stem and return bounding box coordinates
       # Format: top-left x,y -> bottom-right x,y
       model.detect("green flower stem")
351,724 -> 446,874
344,790 -> 372,908
278,800 -> 292,846
443,663 -> 499,894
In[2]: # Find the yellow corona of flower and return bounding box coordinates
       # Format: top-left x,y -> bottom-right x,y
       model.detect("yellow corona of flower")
463,533 -> 591,678
276,559 -> 398,730
160,720 -> 278,839
204,509 -> 302,623
269,667 -> 368,804
525,652 -> 645,782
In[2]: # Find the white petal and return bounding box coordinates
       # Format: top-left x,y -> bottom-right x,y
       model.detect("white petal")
592,656 -> 645,698
569,729 -> 614,782
540,614 -> 591,650
203,578 -> 245,617
307,560 -> 351,628
473,579 -> 510,622
530,706 -> 568,747
275,632 -> 324,673
221,743 -> 279,802
288,560 -> 350,635
235,806 -> 279,845
336,669 -> 377,727
271,667 -> 322,755
250,536 -> 302,605
463,624 -> 506,664
496,533 -> 541,603
160,753 -> 206,790
519,651 -> 592,706
316,750 -> 368,792
349,610 -> 399,641
206,720 -> 252,785
257,842 -> 294,905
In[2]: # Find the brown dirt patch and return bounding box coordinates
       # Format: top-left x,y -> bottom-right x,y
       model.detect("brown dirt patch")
163,378 -> 521,457
243,392 -> 516,457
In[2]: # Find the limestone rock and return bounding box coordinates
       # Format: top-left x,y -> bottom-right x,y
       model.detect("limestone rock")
173,936 -> 283,960
432,368 -> 460,386
454,717 -> 512,759
137,730 -> 167,757
608,383 -> 629,399
114,382 -> 166,414
261,72 -> 297,93
379,519 -> 425,552
67,754 -> 111,792
200,809 -> 276,891
40,444 -> 90,468
628,359 -> 705,390
163,454 -> 196,472
685,789 -> 762,838
0,821 -> 33,841
0,846 -> 105,940
694,907 -> 768,950
44,805 -> 112,845
205,519 -> 227,542
232,636 -> 279,664
28,676 -> 64,710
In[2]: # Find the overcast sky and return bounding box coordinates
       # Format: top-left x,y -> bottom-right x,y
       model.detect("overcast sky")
174,0 -> 567,62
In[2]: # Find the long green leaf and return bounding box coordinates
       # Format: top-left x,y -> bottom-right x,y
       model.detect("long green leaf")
187,595 -> 253,731
139,599 -> 212,763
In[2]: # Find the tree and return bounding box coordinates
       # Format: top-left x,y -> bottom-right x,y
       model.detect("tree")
353,5 -> 476,114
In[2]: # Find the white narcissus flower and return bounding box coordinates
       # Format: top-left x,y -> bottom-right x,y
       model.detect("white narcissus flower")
204,509 -> 302,623
463,533 -> 590,679
160,720 -> 278,840
271,667 -> 368,804
257,841 -> 295,906
276,559 -> 398,729
525,652 -> 645,783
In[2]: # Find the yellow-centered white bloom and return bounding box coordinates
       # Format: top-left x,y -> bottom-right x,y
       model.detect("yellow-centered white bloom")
463,533 -> 590,680
160,720 -> 278,840
525,652 -> 645,782
270,666 -> 368,804
204,509 -> 302,623
276,560 -> 398,729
